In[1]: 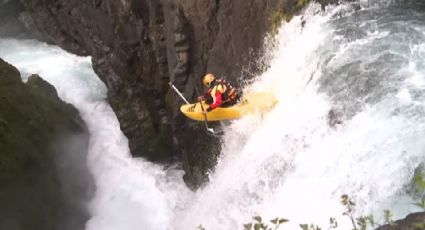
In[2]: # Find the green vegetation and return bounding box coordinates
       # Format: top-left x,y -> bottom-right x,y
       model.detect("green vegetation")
296,0 -> 312,11
340,194 -> 376,230
270,0 -> 312,35
414,173 -> 425,210
271,9 -> 286,36
412,173 -> 425,229
199,172 -> 425,229
243,216 -> 288,230
297,194 -> 378,230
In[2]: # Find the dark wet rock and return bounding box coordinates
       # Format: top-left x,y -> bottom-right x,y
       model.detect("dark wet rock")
19,0 -> 333,188
0,0 -> 34,38
0,0 -> 9,6
375,212 -> 425,230
0,58 -> 94,230
327,108 -> 343,127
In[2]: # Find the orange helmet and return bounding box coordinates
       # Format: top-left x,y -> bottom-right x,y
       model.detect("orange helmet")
202,73 -> 215,87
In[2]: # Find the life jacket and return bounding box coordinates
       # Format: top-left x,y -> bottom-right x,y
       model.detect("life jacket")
210,78 -> 239,103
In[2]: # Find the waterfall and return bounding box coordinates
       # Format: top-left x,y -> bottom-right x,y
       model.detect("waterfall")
0,39 -> 191,230
2,0 -> 425,229
173,1 -> 425,229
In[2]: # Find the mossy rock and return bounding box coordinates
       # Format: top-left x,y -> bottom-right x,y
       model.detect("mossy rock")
0,58 -> 21,83
270,0 -> 312,35
0,58 -> 91,230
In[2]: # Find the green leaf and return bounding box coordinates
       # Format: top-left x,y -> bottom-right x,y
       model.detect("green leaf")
270,218 -> 278,224
254,223 -> 261,230
300,224 -> 309,230
414,173 -> 425,191
384,210 -> 394,225
356,217 -> 367,230
366,215 -> 375,226
244,223 -> 253,230
279,218 -> 289,224
329,217 -> 338,228
341,194 -> 349,205
253,216 -> 262,223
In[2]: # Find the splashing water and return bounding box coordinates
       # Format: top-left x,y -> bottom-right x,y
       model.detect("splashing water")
2,0 -> 425,229
173,1 -> 425,229
0,39 -> 191,230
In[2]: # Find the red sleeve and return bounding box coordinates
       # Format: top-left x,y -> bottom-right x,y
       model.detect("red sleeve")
209,91 -> 222,110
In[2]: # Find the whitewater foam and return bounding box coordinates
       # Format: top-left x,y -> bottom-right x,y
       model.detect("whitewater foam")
173,1 -> 425,229
2,0 -> 425,229
0,39 -> 191,230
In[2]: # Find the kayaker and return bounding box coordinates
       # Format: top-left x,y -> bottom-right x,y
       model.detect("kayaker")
198,73 -> 240,114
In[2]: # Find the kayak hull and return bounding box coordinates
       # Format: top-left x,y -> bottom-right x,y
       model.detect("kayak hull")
180,92 -> 278,121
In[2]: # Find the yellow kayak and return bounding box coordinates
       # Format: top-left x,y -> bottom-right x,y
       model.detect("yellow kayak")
180,92 -> 278,121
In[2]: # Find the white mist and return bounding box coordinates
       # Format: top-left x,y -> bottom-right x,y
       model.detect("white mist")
0,39 -> 191,230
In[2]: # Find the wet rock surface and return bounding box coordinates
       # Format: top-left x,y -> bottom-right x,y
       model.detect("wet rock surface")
0,0 -> 33,38
0,58 -> 93,230
17,0 -> 335,188
376,212 -> 425,230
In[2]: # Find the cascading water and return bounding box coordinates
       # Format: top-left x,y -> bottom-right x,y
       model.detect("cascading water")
1,0 -> 425,229
173,1 -> 425,229
0,39 -> 191,230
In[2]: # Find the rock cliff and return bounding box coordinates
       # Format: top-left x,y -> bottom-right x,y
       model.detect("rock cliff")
16,0 -> 334,188
0,0 -> 33,38
0,58 -> 93,230
376,212 -> 425,230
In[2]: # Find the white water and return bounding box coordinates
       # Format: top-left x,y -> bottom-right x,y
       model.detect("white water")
174,1 -> 425,229
2,0 -> 425,230
0,39 -> 191,230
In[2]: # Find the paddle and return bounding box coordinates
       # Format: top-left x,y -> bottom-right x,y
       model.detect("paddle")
169,82 -> 190,105
169,81 -> 217,135
199,100 -> 215,134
